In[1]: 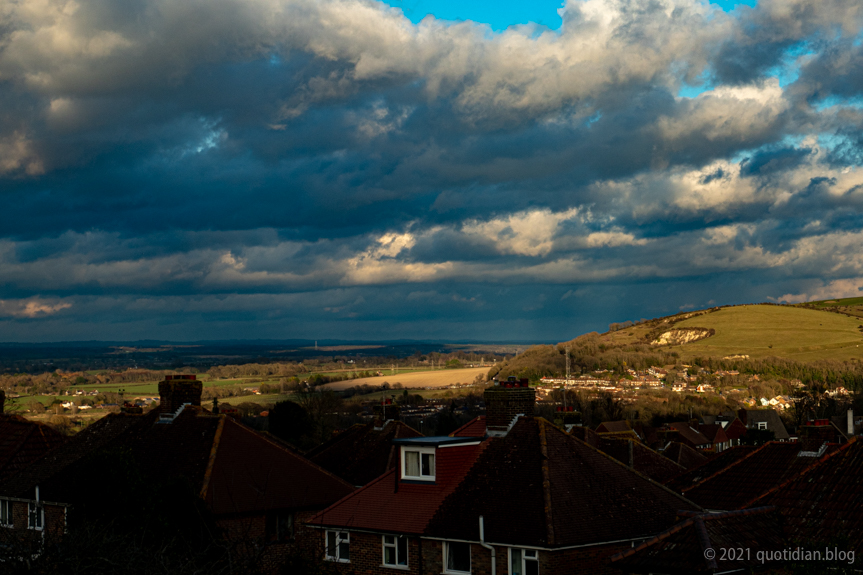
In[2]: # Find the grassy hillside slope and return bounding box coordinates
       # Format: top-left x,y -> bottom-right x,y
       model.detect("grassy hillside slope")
673,305 -> 863,361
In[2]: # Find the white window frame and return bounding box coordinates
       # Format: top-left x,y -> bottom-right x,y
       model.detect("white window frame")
508,548 -> 539,575
400,446 -> 436,481
325,530 -> 350,563
757,421 -> 768,430
28,502 -> 43,531
382,534 -> 409,569
443,541 -> 471,574
0,499 -> 11,528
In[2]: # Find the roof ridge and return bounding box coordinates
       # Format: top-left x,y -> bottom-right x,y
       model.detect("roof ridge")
538,419 -> 555,546
743,437 -> 858,510
199,415 -> 226,500
567,424 -> 703,510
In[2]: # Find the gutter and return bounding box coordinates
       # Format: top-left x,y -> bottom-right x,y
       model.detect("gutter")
479,516 -> 495,575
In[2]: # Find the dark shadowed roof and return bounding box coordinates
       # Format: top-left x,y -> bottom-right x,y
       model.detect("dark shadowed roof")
664,422 -> 710,448
0,408 -> 354,516
698,424 -> 728,444
596,437 -> 685,484
682,442 -> 822,511
738,409 -> 790,440
661,442 -> 708,470
425,418 -> 700,547
611,507 -> 785,574
596,421 -> 633,434
753,438 -> 863,550
307,420 -> 422,486
568,425 -> 599,448
664,446 -> 756,493
0,415 -> 66,481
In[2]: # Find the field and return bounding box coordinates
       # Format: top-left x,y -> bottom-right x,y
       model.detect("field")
672,305 -> 863,361
320,367 -> 488,390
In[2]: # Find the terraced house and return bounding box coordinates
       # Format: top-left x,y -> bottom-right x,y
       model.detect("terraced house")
307,380 -> 700,575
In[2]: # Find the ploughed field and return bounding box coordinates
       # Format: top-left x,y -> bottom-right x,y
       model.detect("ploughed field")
320,367 -> 488,390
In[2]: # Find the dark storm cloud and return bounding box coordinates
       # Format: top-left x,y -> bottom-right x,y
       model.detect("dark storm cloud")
2,0 -> 863,341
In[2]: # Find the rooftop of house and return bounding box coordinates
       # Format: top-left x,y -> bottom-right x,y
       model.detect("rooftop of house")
593,437 -> 685,484
596,420 -> 633,434
307,420 -> 422,487
697,423 -> 728,444
752,437 -> 863,550
681,441 -> 832,511
663,445 -> 756,493
0,407 -> 354,515
310,417 -> 701,548
0,414 -> 67,481
661,442 -> 708,470
610,507 -> 785,574
662,422 -> 711,447
450,415 -> 488,438
738,409 -> 790,440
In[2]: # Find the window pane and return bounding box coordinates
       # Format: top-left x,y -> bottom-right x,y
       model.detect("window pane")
398,536 -> 408,565
327,531 -> 336,557
422,453 -> 435,477
447,542 -> 470,572
525,558 -> 539,575
405,451 -> 420,476
339,539 -> 350,561
0,501 -> 7,524
511,549 -> 523,575
385,546 -> 396,565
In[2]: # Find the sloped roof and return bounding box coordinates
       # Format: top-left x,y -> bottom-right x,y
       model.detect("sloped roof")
662,442 -> 708,470
752,438 -> 863,549
681,442 -> 821,511
569,425 -> 599,448
0,415 -> 66,481
0,408 -> 353,515
722,418 -> 748,441
596,437 -> 685,484
307,420 -> 422,486
596,421 -> 632,434
310,417 -> 700,547
451,416 -> 487,438
425,418 -> 699,547
664,446 -> 756,492
308,441 -> 485,534
698,424 -> 728,444
738,409 -> 790,440
611,507 -> 785,574
664,422 -> 710,447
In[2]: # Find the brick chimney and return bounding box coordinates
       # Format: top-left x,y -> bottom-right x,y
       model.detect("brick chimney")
158,374 -> 202,414
0,389 -> 5,415
373,398 -> 400,429
484,377 -> 535,436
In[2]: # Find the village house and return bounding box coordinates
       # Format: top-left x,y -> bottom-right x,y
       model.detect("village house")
306,380 -> 701,575
0,375 -> 354,568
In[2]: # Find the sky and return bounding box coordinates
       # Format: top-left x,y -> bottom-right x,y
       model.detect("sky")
1,0 -> 863,343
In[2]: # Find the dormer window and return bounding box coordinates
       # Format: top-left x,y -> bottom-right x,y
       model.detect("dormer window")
402,446 -> 435,481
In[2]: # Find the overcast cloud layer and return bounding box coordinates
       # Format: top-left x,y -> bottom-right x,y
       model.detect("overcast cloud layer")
2,0 -> 863,342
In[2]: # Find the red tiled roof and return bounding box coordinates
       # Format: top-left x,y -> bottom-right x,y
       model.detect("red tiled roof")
752,438 -> 863,550
662,442 -> 708,470
308,441 -> 484,534
611,507 -> 785,574
308,421 -> 422,486
310,418 -> 700,547
451,416 -> 487,437
681,442 -> 821,511
698,424 -> 728,445
663,445 -> 756,492
722,418 -> 747,441
0,415 -> 66,481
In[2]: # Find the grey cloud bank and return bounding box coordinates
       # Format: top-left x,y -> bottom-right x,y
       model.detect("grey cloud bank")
1,0 -> 863,341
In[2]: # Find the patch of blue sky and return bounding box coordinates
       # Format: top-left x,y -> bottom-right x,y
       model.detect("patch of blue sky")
384,0 -> 757,31
813,95 -> 863,113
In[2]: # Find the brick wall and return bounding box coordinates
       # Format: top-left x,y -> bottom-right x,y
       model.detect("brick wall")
158,380 -> 203,413
484,387 -> 536,431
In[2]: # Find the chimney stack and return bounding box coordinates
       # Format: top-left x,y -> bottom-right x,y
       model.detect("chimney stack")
0,389 -> 5,415
484,377 -> 535,436
848,409 -> 855,437
158,374 -> 202,414
373,398 -> 400,429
